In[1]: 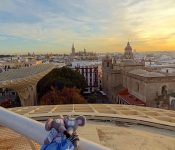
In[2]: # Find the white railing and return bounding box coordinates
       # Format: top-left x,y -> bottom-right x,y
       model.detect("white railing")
0,107 -> 111,150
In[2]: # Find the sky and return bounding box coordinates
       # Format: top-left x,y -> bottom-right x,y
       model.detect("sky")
0,0 -> 175,54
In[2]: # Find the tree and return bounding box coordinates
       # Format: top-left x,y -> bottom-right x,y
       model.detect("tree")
37,67 -> 87,103
40,87 -> 86,105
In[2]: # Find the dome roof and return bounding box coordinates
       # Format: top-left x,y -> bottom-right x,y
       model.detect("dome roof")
125,42 -> 132,51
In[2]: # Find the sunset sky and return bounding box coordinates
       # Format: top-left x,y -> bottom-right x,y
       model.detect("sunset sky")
0,0 -> 175,54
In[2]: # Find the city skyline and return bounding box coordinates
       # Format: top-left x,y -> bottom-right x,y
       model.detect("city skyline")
0,0 -> 175,54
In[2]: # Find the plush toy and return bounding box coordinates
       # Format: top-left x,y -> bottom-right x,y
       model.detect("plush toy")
43,115 -> 86,150
64,116 -> 86,149
44,117 -> 68,145
41,117 -> 74,150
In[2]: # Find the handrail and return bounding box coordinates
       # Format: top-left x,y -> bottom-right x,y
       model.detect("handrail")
0,107 -> 111,150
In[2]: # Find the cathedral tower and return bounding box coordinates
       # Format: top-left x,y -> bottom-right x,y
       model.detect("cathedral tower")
72,43 -> 75,55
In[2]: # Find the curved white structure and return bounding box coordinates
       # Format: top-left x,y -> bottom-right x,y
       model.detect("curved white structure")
0,64 -> 55,106
0,106 -> 111,150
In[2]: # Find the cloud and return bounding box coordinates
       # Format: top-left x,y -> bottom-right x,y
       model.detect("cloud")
0,0 -> 175,53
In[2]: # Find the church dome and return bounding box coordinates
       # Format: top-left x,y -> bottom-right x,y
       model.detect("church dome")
125,42 -> 132,51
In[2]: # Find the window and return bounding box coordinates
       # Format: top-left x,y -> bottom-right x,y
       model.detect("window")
161,85 -> 167,96
137,84 -> 139,92
107,62 -> 109,67
136,82 -> 139,92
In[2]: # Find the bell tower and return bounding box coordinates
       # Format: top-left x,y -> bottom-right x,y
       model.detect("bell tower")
71,43 -> 75,55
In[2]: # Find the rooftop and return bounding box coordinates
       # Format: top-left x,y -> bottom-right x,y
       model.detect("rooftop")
0,64 -> 54,82
118,89 -> 146,106
8,104 -> 175,125
129,69 -> 165,77
1,104 -> 175,150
